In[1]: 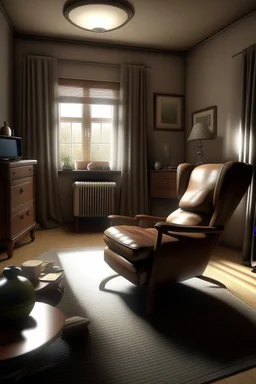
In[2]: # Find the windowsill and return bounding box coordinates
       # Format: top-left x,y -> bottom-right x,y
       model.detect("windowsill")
58,169 -> 121,174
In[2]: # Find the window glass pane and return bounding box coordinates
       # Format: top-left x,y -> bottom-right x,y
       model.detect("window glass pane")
72,144 -> 83,160
90,105 -> 112,118
102,123 -> 111,142
60,103 -> 82,118
60,122 -> 71,143
101,144 -> 110,161
60,144 -> 71,160
72,123 -> 82,142
91,144 -> 101,161
91,123 -> 101,143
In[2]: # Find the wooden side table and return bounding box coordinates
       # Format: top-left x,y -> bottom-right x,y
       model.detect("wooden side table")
148,169 -> 177,212
35,279 -> 65,307
0,302 -> 65,361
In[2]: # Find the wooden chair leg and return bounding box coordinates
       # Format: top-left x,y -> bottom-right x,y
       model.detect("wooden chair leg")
146,282 -> 156,314
75,217 -> 79,233
7,241 -> 14,259
30,228 -> 35,242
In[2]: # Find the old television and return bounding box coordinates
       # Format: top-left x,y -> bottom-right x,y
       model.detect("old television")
0,135 -> 22,160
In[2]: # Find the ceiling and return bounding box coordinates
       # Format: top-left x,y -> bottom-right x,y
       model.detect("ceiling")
1,0 -> 256,52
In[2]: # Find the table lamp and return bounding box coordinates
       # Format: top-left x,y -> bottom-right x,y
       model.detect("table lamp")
187,122 -> 213,164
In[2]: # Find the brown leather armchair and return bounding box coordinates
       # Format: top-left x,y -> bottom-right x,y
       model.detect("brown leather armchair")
103,162 -> 253,311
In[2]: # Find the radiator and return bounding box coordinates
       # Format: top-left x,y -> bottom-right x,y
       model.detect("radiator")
73,181 -> 116,218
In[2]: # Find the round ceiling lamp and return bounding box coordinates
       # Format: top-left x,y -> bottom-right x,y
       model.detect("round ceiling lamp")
63,0 -> 134,33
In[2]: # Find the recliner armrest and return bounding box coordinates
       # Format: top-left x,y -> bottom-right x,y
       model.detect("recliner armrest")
153,222 -> 223,251
107,214 -> 167,227
108,215 -> 139,226
154,222 -> 224,234
135,214 -> 167,228
135,214 -> 167,221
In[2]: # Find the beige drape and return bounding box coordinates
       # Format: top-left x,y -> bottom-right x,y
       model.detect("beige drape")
114,64 -> 148,216
240,46 -> 256,266
21,55 -> 62,228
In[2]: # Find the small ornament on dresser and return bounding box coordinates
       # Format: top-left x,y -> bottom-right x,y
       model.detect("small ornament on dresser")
0,121 -> 12,136
154,161 -> 162,170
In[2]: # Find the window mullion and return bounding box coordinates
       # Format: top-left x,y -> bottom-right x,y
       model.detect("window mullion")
83,104 -> 91,161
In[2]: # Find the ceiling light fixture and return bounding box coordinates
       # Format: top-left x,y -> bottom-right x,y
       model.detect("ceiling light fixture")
63,0 -> 134,33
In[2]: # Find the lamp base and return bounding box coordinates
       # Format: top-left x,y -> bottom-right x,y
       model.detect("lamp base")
196,142 -> 204,165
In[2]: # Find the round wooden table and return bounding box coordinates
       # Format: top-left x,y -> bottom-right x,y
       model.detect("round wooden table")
0,302 -> 65,361
34,279 -> 65,307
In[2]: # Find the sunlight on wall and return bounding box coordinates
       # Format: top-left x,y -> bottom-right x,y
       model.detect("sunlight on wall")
238,120 -> 243,162
224,114 -> 241,161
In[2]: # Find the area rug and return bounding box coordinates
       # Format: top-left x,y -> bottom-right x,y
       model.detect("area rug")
17,247 -> 256,383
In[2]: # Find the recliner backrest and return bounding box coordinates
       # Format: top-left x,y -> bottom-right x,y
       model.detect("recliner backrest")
210,161 -> 253,227
179,164 -> 222,216
168,161 -> 253,228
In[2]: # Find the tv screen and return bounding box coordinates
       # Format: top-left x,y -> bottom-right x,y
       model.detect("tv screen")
0,136 -> 22,159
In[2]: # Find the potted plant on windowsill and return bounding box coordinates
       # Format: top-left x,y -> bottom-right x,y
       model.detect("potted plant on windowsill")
61,155 -> 74,171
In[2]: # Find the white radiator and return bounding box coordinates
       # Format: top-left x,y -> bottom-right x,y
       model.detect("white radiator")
73,181 -> 116,218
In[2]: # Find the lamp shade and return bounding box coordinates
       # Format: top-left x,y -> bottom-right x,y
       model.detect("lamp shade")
63,0 -> 134,33
187,122 -> 213,141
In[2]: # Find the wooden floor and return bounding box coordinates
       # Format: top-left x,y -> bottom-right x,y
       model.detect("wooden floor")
1,225 -> 256,384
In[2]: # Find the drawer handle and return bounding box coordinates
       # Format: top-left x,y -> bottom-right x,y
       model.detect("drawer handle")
13,172 -> 15,175
20,188 -> 25,194
27,211 -> 32,216
20,215 -> 24,220
29,168 -> 31,171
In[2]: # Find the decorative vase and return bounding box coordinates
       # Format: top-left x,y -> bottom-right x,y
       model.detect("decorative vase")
154,161 -> 162,170
62,163 -> 73,171
0,266 -> 36,323
0,121 -> 12,136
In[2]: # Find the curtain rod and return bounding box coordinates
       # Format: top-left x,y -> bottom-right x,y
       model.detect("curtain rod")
232,44 -> 256,58
58,58 -> 151,69
232,50 -> 243,58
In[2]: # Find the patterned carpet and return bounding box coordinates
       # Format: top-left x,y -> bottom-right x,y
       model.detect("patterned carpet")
12,247 -> 256,383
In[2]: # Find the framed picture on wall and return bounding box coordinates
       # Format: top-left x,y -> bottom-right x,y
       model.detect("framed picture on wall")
154,94 -> 184,131
192,106 -> 217,138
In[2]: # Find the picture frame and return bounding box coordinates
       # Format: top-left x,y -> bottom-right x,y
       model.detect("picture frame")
192,106 -> 217,138
154,94 -> 184,131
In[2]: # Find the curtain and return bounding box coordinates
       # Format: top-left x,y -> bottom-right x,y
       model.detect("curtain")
114,64 -> 148,216
21,55 -> 62,228
240,45 -> 256,266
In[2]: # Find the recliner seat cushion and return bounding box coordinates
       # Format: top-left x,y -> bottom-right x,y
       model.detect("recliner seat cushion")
104,225 -> 205,263
104,226 -> 158,262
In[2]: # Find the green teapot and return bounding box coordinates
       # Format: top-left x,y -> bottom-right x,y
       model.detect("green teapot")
0,266 -> 36,322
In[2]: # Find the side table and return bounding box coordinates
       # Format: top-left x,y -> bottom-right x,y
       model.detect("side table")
0,302 -> 65,380
148,169 -> 177,213
34,279 -> 64,307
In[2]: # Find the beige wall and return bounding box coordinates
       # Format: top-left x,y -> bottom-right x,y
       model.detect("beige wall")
185,12 -> 256,248
0,8 -> 13,127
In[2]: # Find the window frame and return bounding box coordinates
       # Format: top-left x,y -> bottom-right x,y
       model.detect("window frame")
58,79 -> 119,163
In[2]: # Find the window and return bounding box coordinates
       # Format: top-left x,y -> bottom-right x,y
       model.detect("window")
58,79 -> 119,164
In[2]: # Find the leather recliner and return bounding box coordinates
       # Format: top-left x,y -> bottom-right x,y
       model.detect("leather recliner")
103,162 -> 253,311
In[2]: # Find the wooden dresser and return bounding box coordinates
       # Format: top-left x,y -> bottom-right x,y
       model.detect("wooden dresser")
0,160 -> 37,259
149,169 -> 177,211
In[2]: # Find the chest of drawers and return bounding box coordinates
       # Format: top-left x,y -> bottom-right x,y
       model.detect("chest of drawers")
0,160 -> 37,259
